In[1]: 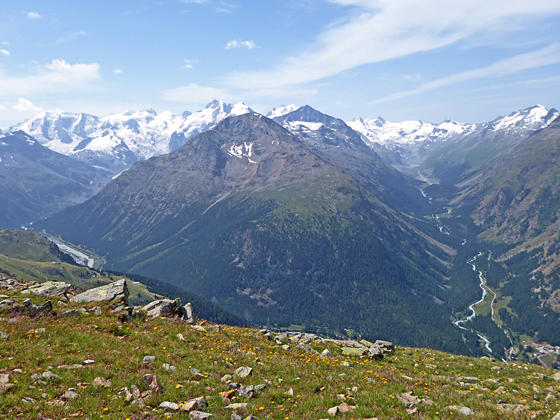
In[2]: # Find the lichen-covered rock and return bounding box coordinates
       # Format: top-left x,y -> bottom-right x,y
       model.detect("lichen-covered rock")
142,298 -> 193,320
70,280 -> 128,306
22,281 -> 71,298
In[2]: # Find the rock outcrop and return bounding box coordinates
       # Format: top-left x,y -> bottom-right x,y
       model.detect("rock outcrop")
142,298 -> 193,321
70,280 -> 128,307
22,281 -> 71,299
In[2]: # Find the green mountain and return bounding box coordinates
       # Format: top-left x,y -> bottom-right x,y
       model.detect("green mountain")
38,113 -> 467,352
420,116 -> 560,361
0,131 -> 110,229
0,228 -> 245,325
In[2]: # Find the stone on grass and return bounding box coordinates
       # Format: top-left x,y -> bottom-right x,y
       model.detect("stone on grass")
446,405 -> 474,416
31,371 -> 61,382
163,363 -> 176,372
61,388 -> 78,400
70,279 -> 128,306
93,377 -> 112,387
142,298 -> 193,320
143,355 -> 156,363
160,401 -> 180,411
22,281 -> 70,298
234,366 -> 252,378
189,411 -> 212,419
181,397 -> 208,412
142,373 -> 163,394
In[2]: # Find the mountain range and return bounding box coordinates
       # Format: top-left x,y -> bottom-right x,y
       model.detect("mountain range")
11,100 -> 253,174
3,100 -> 560,361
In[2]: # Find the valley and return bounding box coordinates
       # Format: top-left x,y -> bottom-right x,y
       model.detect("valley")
2,101 -> 560,367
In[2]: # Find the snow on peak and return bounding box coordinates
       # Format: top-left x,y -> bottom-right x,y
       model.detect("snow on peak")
490,104 -> 559,132
267,104 -> 299,119
226,142 -> 256,163
347,117 -> 475,147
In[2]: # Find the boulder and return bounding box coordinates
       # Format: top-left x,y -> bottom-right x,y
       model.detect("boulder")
142,298 -> 193,320
142,373 -> 163,394
234,366 -> 253,378
189,411 -> 212,419
446,405 -> 474,416
341,347 -> 368,357
11,299 -> 53,318
70,280 -> 128,306
22,281 -> 71,298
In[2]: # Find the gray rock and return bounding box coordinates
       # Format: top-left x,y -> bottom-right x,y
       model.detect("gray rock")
61,388 -> 78,400
142,298 -> 193,320
11,299 -> 53,317
22,281 -> 70,298
181,397 -> 208,412
552,409 -> 560,420
70,279 -> 128,305
83,359 -> 95,365
189,411 -> 212,419
234,366 -> 253,378
93,377 -> 111,387
341,347 -> 368,356
143,355 -> 156,364
60,309 -> 81,317
31,371 -> 61,382
163,363 -> 176,371
142,373 -> 163,394
160,401 -> 180,410
446,405 -> 474,416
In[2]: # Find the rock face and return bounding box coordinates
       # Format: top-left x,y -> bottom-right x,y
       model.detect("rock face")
142,298 -> 193,321
70,280 -> 128,306
22,281 -> 71,298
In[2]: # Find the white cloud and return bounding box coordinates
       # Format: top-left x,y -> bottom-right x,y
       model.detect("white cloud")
12,97 -> 43,113
56,30 -> 87,44
27,11 -> 42,19
113,68 -> 123,74
161,83 -> 232,105
0,59 -> 101,98
0,104 -> 5,111
225,40 -> 256,50
0,49 -> 10,56
224,0 -> 560,89
184,58 -> 198,69
372,45 -> 560,103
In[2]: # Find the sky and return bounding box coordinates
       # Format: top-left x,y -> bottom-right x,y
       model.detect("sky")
1,0 -> 560,127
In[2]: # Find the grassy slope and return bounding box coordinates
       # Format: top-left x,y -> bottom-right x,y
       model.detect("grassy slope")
1,292 -> 559,419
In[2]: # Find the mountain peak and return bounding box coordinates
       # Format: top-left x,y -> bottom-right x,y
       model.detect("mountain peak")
267,104 -> 298,119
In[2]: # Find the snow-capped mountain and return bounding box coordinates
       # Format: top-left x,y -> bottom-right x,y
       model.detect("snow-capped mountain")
348,117 -> 476,147
266,104 -> 299,119
348,104 -> 558,148
169,100 -> 253,151
10,100 -> 253,174
487,104 -> 559,134
347,104 -> 559,166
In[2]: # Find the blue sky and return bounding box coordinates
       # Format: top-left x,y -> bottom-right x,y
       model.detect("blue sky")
1,0 -> 560,126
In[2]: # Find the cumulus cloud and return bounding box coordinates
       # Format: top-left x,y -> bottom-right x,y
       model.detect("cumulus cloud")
0,49 -> 10,56
27,11 -> 42,19
223,0 -> 560,89
225,40 -> 256,50
0,59 -> 101,98
113,68 -> 123,74
12,97 -> 43,113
